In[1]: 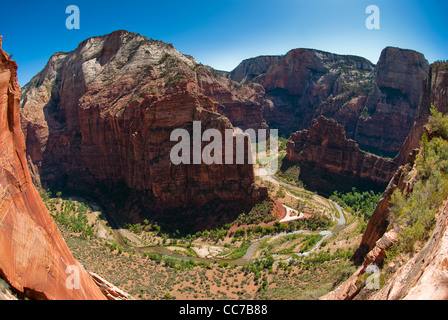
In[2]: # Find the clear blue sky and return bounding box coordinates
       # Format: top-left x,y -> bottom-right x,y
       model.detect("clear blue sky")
1,0 -> 447,86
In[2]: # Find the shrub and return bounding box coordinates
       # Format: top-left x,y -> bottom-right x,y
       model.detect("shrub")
388,105 -> 448,256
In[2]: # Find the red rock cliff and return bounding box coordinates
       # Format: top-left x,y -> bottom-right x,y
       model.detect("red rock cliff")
230,47 -> 429,158
20,31 -> 266,227
352,62 -> 448,265
285,116 -> 397,194
322,62 -> 448,300
0,37 -> 105,300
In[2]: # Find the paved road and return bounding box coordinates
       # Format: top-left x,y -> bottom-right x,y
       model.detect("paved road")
82,162 -> 347,265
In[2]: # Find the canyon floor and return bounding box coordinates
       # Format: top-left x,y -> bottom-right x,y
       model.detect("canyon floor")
44,151 -> 368,300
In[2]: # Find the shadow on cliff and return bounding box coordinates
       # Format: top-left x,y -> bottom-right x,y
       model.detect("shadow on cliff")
280,158 -> 388,198
45,178 -> 258,236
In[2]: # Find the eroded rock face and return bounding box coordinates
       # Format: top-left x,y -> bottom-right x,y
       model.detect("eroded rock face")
323,62 -> 448,300
230,47 -> 429,157
396,62 -> 448,165
0,38 -> 105,300
21,30 -> 267,226
323,146 -> 448,300
285,116 -> 398,194
355,47 -> 430,156
352,62 -> 448,265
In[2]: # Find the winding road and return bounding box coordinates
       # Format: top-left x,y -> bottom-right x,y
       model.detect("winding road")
83,161 -> 347,265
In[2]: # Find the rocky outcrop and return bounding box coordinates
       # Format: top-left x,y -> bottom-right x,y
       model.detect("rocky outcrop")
352,62 -> 448,265
89,272 -> 135,300
321,230 -> 398,300
228,55 -> 281,83
396,62 -> 448,164
355,47 -> 430,156
21,30 -> 267,227
323,145 -> 448,300
0,37 -> 106,300
350,151 -> 418,265
285,116 -> 398,194
324,62 -> 448,300
230,47 -> 429,157
371,201 -> 448,300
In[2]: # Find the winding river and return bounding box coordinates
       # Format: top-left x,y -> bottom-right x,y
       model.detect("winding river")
85,167 -> 347,265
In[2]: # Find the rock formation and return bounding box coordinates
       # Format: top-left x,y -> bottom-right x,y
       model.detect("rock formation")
352,62 -> 448,265
285,116 -> 398,194
396,62 -> 448,165
322,62 -> 448,300
0,37 -> 106,300
230,47 -> 429,158
20,30 -> 267,228
88,272 -> 135,300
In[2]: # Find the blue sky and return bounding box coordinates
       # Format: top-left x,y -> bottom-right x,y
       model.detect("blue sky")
1,0 -> 447,86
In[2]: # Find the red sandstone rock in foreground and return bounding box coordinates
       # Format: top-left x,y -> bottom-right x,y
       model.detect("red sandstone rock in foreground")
0,37 -> 106,300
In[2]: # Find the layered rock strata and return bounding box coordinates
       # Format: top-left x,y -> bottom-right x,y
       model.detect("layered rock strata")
0,37 -> 106,300
20,30 -> 267,226
230,47 -> 429,157
285,116 -> 398,194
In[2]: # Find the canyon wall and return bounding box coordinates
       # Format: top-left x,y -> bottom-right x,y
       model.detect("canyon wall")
20,30 -> 267,227
322,62 -> 448,300
0,37 -> 106,300
230,47 -> 429,158
396,62 -> 448,164
285,116 -> 397,194
353,62 -> 448,265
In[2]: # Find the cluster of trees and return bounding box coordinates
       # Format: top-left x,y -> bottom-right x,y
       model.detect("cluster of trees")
276,161 -> 303,187
330,188 -> 381,221
41,190 -> 95,239
243,257 -> 275,283
235,200 -> 275,226
291,247 -> 355,270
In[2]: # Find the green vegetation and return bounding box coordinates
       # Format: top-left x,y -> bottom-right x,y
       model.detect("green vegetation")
433,60 -> 448,69
360,106 -> 370,118
158,53 -> 170,65
276,158 -> 303,187
165,73 -> 184,87
40,189 -> 94,239
209,66 -> 223,78
235,200 -> 274,226
227,242 -> 251,260
278,137 -> 288,152
299,234 -> 324,253
388,105 -> 448,257
330,187 -> 381,222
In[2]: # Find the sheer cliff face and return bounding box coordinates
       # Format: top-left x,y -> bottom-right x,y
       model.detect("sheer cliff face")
396,62 -> 448,164
230,47 -> 429,158
0,39 -> 105,300
323,62 -> 448,301
21,31 -> 266,224
286,116 -> 398,194
354,63 -> 448,264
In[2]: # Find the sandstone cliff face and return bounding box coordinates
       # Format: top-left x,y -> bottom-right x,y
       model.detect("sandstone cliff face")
228,55 -> 281,84
0,38 -> 106,300
230,47 -> 429,157
352,63 -> 448,265
322,62 -> 448,300
396,62 -> 448,164
285,116 -> 397,194
355,47 -> 430,156
322,145 -> 448,300
21,30 -> 266,227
